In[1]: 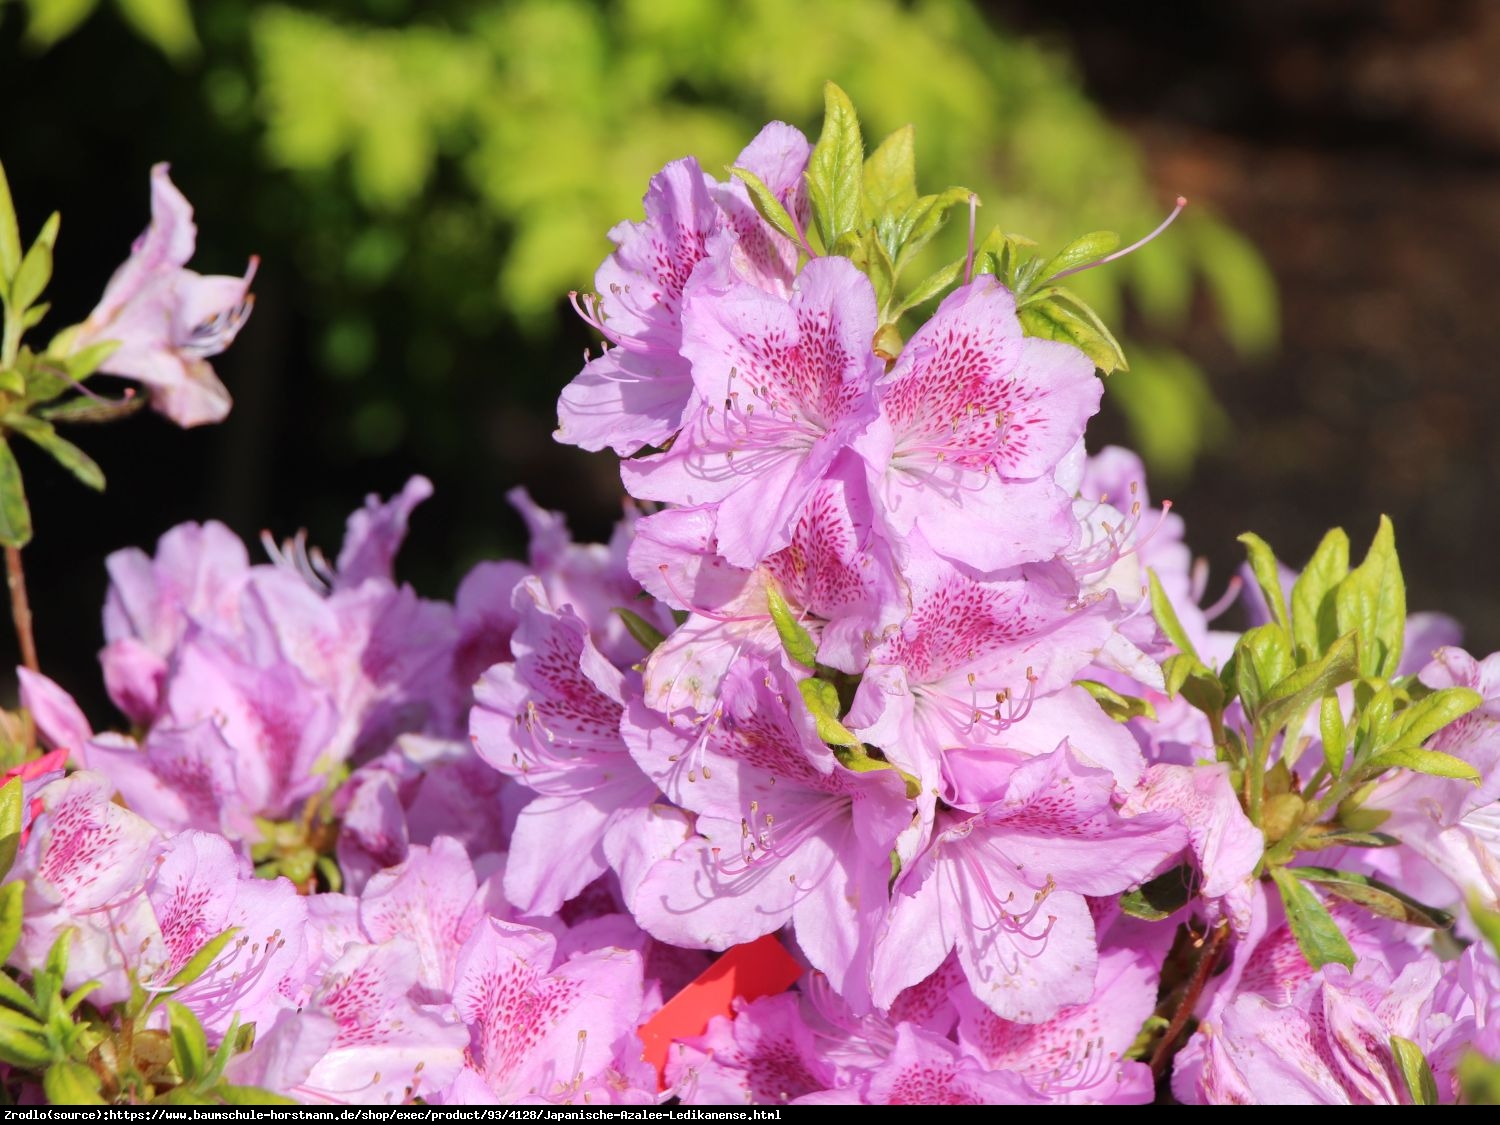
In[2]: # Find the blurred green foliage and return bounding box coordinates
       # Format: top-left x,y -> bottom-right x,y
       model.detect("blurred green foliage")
7,0 -> 1278,480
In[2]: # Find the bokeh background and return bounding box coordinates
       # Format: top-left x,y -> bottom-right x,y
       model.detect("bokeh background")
0,0 -> 1495,719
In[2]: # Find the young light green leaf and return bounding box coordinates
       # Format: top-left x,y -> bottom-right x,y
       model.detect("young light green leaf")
1035,287 -> 1128,373
1289,866 -> 1454,929
0,438 -> 32,547
1291,527 -> 1349,661
62,338 -> 120,381
730,166 -> 801,246
0,1008 -> 51,1069
893,187 -> 971,270
1119,864 -> 1197,921
1390,1036 -> 1439,1105
0,970 -> 38,1019
1039,231 -> 1120,281
806,82 -> 863,251
0,777 -> 22,884
1235,623 -> 1294,720
1237,532 -> 1289,630
6,416 -> 105,491
0,160 -> 20,285
167,1000 -> 209,1081
1257,631 -> 1358,736
892,258 -> 963,319
767,584 -> 817,670
1335,516 -> 1406,678
19,303 -> 48,331
796,678 -> 859,749
613,607 -> 666,655
115,0 -> 200,62
34,213 -> 60,254
1320,693 -> 1348,776
1364,745 -> 1481,784
43,1060 -> 104,1105
1148,569 -> 1198,658
1075,679 -> 1157,723
165,927 -> 240,993
1015,295 -> 1128,373
0,882 -> 23,965
1270,867 -> 1356,969
11,240 -> 51,315
862,124 -> 917,221
1378,687 -> 1482,755
1295,826 -> 1398,851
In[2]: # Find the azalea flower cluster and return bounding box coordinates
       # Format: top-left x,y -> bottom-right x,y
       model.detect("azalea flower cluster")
4,91 -> 1500,1105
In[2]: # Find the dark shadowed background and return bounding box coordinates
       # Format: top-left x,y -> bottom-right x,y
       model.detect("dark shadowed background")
1,0 -> 1495,721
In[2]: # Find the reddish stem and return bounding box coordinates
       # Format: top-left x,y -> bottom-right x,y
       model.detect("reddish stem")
5,545 -> 38,673
1150,919 -> 1231,1079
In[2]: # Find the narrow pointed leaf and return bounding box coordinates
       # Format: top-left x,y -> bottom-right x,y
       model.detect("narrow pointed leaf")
613,607 -> 666,655
797,678 -> 859,749
165,927 -> 239,992
893,258 -> 963,318
1321,693 -> 1348,776
1075,678 -> 1156,722
1335,516 -> 1406,678
1364,746 -> 1480,784
1292,527 -> 1349,661
0,882 -> 23,964
38,393 -> 146,426
1270,866 -> 1356,969
731,166 -> 801,245
767,584 -> 817,670
43,1060 -> 103,1105
0,1009 -> 51,1069
1289,866 -> 1454,929
0,971 -> 37,1018
167,1000 -> 209,1081
806,82 -> 863,250
1258,631 -> 1359,736
1390,1036 -> 1439,1105
0,160 -> 20,284
1017,295 -> 1126,373
0,438 -> 32,547
1149,569 -> 1198,658
0,777 -> 22,883
1040,230 -> 1120,280
1378,687 -> 1482,754
862,124 -> 917,220
1237,532 -> 1289,629
7,415 -> 104,491
11,240 -> 51,313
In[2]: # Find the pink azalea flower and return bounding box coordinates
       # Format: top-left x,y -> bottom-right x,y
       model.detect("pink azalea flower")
856,277 -> 1102,573
77,164 -> 256,427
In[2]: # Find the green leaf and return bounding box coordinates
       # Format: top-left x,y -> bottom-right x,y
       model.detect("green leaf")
0,1007 -> 51,1069
218,1086 -> 300,1106
767,584 -> 817,670
1036,287 -> 1128,373
6,415 -> 105,491
1237,532 -> 1289,630
1289,866 -> 1453,929
1291,527 -> 1349,661
1378,687 -> 1482,755
1119,863 -> 1197,921
730,166 -> 801,246
1320,694 -> 1348,776
1235,623 -> 1294,720
11,239 -> 51,315
0,161 -> 20,286
806,82 -> 863,251
892,258 -> 963,319
612,607 -> 666,654
38,392 -> 146,426
43,1060 -> 103,1105
892,187 -> 971,270
62,338 -> 120,382
0,777 -> 23,884
1335,516 -> 1406,679
862,124 -> 917,221
165,927 -> 240,993
1075,678 -> 1156,723
1364,745 -> 1480,784
0,438 -> 32,548
1294,826 -> 1398,851
1148,569 -> 1198,659
1270,866 -> 1356,969
0,971 -> 37,1020
796,678 -> 859,749
33,213 -> 59,254
1390,1036 -> 1439,1105
1039,230 -> 1119,280
1257,631 -> 1359,736
167,1000 -> 209,1081
1016,293 -> 1127,373
0,882 -> 23,966
114,0 -> 199,62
